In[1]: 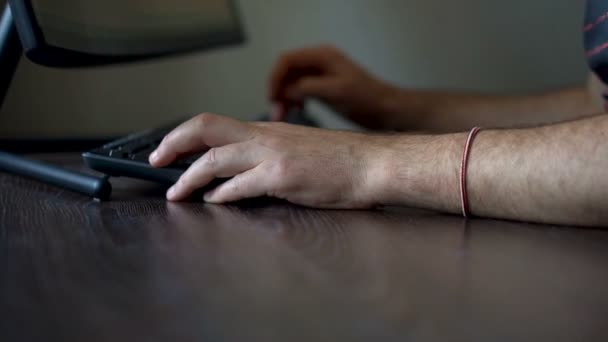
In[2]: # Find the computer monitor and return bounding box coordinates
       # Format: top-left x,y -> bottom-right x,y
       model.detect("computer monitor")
0,0 -> 245,150
8,0 -> 244,67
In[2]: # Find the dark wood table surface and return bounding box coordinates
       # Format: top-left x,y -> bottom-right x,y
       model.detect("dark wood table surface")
1,153 -> 608,342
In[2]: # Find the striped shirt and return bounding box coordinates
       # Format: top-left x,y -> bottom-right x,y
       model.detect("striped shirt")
586,0 -> 608,105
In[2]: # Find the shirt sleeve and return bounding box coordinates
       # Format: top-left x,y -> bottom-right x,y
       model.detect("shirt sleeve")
585,0 -> 608,84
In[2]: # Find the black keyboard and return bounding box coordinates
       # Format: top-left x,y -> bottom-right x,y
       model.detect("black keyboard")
82,111 -> 319,185
82,124 -> 196,185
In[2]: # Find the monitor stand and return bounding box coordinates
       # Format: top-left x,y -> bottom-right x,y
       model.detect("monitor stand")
0,4 -> 112,200
0,3 -> 22,107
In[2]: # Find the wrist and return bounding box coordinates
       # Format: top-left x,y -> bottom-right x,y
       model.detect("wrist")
378,86 -> 426,130
378,84 -> 405,118
367,133 -> 465,213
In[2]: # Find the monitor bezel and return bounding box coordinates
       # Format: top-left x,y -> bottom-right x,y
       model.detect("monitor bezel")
7,0 -> 246,68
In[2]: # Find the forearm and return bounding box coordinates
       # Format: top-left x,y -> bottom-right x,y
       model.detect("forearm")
371,114 -> 608,226
381,84 -> 601,132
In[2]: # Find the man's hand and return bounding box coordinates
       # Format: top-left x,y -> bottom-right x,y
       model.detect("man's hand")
269,45 -> 399,129
149,113 -> 387,208
149,111 -> 608,227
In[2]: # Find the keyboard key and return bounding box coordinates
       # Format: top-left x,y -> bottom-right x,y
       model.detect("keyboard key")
130,144 -> 154,155
109,150 -> 128,158
128,153 -> 152,163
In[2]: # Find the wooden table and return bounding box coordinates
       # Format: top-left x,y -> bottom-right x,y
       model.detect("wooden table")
1,154 -> 608,342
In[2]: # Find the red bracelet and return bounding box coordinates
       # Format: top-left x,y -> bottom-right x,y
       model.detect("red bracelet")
460,127 -> 482,218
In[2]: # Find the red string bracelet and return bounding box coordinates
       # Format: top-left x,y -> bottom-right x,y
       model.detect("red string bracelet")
460,127 -> 482,218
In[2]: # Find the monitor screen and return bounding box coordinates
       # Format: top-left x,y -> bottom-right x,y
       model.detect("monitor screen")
29,0 -> 242,56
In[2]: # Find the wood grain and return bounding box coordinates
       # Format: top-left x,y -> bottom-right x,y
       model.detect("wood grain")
1,153 -> 608,341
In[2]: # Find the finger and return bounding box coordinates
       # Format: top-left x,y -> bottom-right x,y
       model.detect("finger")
167,143 -> 261,201
150,113 -> 253,167
269,46 -> 336,101
284,77 -> 341,103
203,165 -> 270,203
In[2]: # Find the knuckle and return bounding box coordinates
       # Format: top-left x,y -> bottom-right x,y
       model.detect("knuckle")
194,112 -> 216,129
202,147 -> 220,168
163,132 -> 176,145
162,131 -> 180,149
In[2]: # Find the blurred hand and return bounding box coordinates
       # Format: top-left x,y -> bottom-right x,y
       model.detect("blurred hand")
149,113 -> 388,208
269,45 -> 399,129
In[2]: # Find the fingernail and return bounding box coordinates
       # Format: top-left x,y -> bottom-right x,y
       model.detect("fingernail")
149,150 -> 159,163
167,185 -> 177,200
